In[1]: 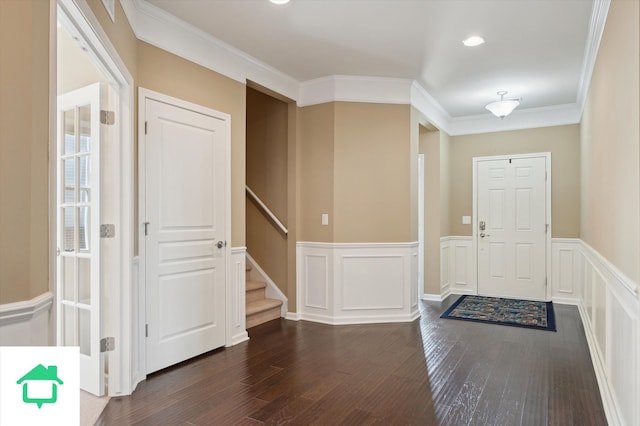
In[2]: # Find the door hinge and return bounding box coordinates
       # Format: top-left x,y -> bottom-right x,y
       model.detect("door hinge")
100,224 -> 115,238
545,224 -> 549,234
100,337 -> 115,352
143,222 -> 150,236
545,277 -> 548,287
100,110 -> 115,125
145,324 -> 148,338
145,121 -> 148,135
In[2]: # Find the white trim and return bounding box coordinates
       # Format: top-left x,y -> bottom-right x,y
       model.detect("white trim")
472,152 -> 552,301
120,0 -> 298,100
299,76 -> 413,107
119,0 -> 610,135
56,0 -> 135,397
576,0 -> 611,115
246,252 -> 288,317
229,247 -> 249,346
573,240 -> 639,426
296,241 -> 419,325
0,292 -> 54,326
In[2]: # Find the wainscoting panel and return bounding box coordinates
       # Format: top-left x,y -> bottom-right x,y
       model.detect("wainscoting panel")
340,255 -> 404,310
297,242 -> 419,325
0,292 -> 54,346
228,247 -> 249,346
577,241 -> 639,426
437,237 -> 475,299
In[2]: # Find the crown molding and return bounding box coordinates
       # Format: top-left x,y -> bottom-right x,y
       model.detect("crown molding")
298,76 -> 413,107
120,0 -> 299,100
120,0 -> 608,136
448,103 -> 582,136
576,0 -> 611,116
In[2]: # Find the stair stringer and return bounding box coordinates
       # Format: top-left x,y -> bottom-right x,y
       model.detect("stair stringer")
245,252 -> 288,317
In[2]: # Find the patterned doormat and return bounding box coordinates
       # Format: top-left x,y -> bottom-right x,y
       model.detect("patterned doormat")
440,295 -> 556,331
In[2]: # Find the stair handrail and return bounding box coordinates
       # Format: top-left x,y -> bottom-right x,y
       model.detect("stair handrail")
246,186 -> 288,236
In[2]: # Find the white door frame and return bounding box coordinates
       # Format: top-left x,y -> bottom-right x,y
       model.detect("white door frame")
472,152 -> 552,301
52,0 -> 135,396
417,154 -> 425,299
137,88 -> 233,377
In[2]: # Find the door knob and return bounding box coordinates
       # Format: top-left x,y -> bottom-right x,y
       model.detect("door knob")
216,241 -> 226,249
480,233 -> 490,238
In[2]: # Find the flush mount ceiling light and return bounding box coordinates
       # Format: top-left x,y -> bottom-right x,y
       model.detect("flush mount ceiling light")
462,35 -> 485,47
485,91 -> 521,119
270,0 -> 290,4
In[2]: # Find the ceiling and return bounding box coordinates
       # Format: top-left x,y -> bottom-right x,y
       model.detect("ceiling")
137,0 -> 599,126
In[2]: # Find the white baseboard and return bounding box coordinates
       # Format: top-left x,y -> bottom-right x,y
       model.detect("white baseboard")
285,312 -> 300,321
0,292 -> 54,346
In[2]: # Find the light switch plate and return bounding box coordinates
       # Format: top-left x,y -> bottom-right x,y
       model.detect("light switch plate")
462,216 -> 471,225
322,214 -> 329,226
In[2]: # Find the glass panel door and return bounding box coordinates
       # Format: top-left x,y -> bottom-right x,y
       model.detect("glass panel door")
57,83 -> 103,396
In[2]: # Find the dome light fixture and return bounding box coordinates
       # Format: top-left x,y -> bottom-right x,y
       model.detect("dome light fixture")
270,0 -> 290,4
485,91 -> 521,119
462,35 -> 485,47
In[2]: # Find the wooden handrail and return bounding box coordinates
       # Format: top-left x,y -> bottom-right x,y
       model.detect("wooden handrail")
246,186 -> 288,236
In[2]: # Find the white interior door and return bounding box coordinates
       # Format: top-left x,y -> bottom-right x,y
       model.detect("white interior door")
144,98 -> 227,374
476,155 -> 548,300
57,83 -> 104,396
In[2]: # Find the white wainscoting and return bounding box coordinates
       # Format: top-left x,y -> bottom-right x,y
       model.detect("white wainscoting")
296,242 -> 419,325
228,247 -> 249,346
0,291 -> 54,346
434,237 -> 475,301
434,236 -> 639,425
553,239 -> 639,426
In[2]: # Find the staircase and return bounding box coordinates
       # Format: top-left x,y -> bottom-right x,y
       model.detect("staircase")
245,263 -> 283,329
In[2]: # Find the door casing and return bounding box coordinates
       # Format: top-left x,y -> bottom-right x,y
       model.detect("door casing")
52,0 -> 135,396
472,152 -> 552,301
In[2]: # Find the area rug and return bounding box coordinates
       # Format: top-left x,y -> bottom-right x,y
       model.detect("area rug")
440,295 -> 556,331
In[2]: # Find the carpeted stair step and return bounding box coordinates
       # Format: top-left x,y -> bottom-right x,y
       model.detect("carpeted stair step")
246,280 -> 267,303
246,298 -> 282,329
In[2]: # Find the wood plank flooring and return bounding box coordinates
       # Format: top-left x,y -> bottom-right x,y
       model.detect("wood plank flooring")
97,297 -> 607,425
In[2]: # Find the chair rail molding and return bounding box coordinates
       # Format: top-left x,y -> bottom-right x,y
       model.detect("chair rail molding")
296,241 -> 419,325
0,292 -> 54,346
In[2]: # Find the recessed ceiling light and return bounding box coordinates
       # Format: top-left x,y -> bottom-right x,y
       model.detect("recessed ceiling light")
270,0 -> 290,4
462,35 -> 485,47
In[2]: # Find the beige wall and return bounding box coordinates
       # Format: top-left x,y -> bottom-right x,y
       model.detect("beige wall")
298,103 -> 335,242
449,125 -> 581,238
246,87 -> 288,294
333,102 -> 412,242
440,131 -> 451,236
0,0 -> 50,303
580,0 -> 640,283
137,42 -> 247,247
420,128 -> 442,294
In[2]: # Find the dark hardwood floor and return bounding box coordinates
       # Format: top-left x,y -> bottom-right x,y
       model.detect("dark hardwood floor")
97,297 -> 607,425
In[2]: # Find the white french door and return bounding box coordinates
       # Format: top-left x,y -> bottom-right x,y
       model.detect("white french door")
475,154 -> 549,301
144,96 -> 228,374
56,83 -> 104,396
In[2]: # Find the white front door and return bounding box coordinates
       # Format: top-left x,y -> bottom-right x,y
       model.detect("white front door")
56,83 -> 104,395
144,98 -> 227,374
476,155 -> 548,300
